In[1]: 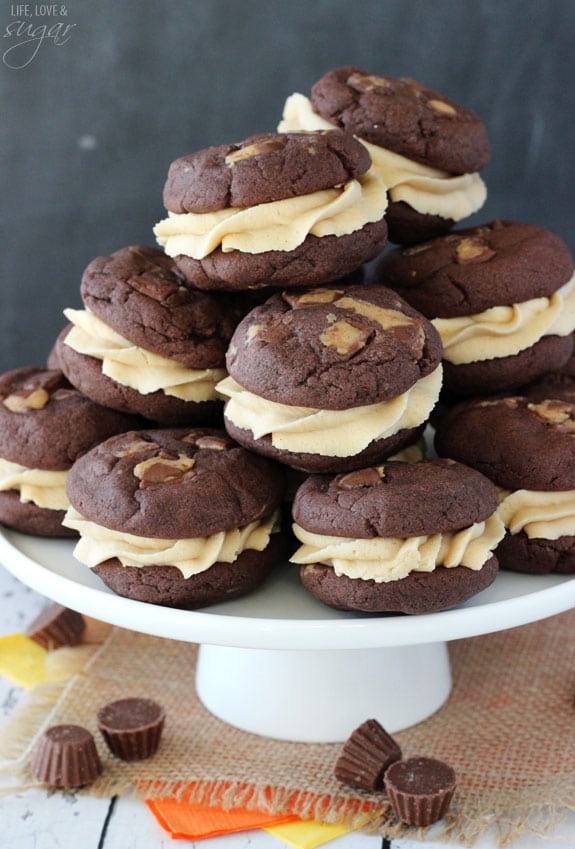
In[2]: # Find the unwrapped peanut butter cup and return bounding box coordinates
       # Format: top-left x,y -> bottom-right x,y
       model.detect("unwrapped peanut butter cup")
32,724 -> 102,788
384,756 -> 456,826
97,697 -> 165,760
26,603 -> 86,650
334,718 -> 402,791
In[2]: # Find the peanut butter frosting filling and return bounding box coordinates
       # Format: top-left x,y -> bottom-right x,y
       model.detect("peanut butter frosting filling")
278,93 -> 486,221
153,170 -> 387,259
217,365 -> 442,457
497,488 -> 575,540
291,513 -> 504,583
63,309 -> 226,401
0,457 -> 69,510
433,273 -> 575,365
63,507 -> 279,580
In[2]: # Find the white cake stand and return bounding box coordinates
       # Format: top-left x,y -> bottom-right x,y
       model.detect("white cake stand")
2,527 -> 575,743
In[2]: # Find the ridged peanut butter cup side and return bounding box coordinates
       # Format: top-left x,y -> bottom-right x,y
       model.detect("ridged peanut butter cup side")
32,725 -> 102,788
97,697 -> 165,760
26,603 -> 86,650
334,718 -> 402,791
384,756 -> 456,826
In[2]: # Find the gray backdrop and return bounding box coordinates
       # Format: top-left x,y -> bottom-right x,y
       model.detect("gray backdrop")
1,0 -> 574,371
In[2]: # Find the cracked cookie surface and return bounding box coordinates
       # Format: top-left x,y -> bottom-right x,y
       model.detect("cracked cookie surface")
226,285 -> 442,408
66,428 -> 285,538
374,220 -> 574,318
80,245 -> 241,367
162,131 -> 371,213
435,396 -> 575,491
310,65 -> 490,174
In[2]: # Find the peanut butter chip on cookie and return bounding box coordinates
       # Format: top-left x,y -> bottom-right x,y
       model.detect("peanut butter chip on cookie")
528,400 -> 575,432
334,297 -> 416,330
134,454 -> 196,488
455,238 -> 496,264
428,99 -> 457,116
337,467 -> 384,489
112,438 -> 160,458
194,435 -> 230,450
283,289 -> 344,309
225,137 -> 287,165
320,320 -> 370,357
3,388 -> 50,412
347,71 -> 389,91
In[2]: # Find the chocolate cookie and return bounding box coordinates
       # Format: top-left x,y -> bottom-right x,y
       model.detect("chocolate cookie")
80,245 -> 242,367
435,396 -> 575,574
291,459 -> 503,614
278,67 -> 490,244
218,285 -> 443,473
522,337 -> 575,404
0,367 -> 140,536
64,428 -> 285,608
57,245 -> 241,425
154,131 -> 388,291
375,221 -> 575,397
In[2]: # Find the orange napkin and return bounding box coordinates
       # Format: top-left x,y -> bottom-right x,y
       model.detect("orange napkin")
146,796 -> 300,840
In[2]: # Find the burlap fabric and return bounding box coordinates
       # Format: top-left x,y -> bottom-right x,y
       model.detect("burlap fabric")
2,610 -> 575,846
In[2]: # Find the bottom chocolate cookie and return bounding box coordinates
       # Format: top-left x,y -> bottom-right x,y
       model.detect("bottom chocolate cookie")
385,200 -> 454,246
442,334 -> 574,397
93,533 -> 285,609
224,418 -> 424,474
0,490 -> 76,537
496,530 -> 575,575
299,556 -> 499,615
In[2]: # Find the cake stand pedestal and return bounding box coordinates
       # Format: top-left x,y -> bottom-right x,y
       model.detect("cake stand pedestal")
196,642 -> 451,741
1,528 -> 574,743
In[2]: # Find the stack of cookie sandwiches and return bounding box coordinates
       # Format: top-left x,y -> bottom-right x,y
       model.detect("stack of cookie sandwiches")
4,63 -> 569,613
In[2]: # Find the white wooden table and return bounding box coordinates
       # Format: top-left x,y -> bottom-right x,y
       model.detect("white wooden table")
1,564 -> 574,849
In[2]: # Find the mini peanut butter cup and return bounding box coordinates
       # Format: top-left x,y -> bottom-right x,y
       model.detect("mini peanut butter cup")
32,725 -> 102,788
97,697 -> 165,760
26,603 -> 86,650
384,756 -> 456,826
334,718 -> 402,791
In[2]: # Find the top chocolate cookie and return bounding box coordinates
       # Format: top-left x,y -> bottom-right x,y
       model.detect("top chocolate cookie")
80,246 -> 241,367
292,458 -> 498,538
162,131 -> 371,213
225,285 -> 443,409
0,367 -> 140,470
310,66 -> 490,174
434,396 -> 575,491
375,220 -> 575,317
66,428 -> 285,538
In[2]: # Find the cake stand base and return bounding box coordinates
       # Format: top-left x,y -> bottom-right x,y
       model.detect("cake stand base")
196,641 -> 451,742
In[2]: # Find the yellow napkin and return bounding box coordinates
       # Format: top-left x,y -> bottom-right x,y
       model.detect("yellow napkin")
0,633 -> 49,688
265,819 -> 354,848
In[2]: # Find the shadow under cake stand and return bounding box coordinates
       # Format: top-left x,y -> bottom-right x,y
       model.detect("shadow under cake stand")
2,527 -> 575,743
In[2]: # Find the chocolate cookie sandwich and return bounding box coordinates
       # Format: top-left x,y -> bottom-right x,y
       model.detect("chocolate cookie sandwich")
522,341 -> 575,405
63,428 -> 285,608
154,130 -> 389,290
217,285 -> 443,473
56,246 -> 242,425
291,459 -> 503,614
0,367 -> 140,536
435,396 -> 575,574
375,221 -> 575,397
278,66 -> 490,244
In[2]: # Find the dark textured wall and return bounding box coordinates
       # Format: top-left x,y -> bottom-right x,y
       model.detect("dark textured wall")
1,0 -> 573,370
